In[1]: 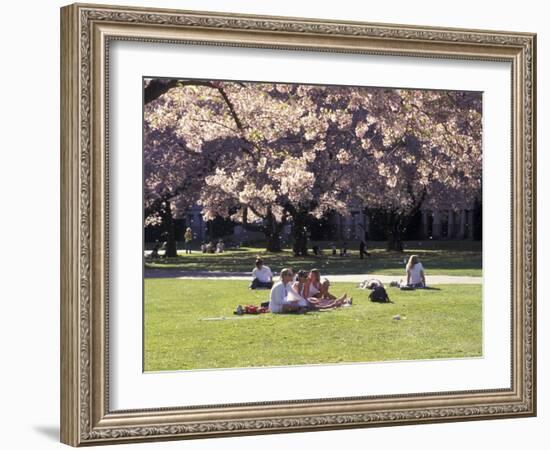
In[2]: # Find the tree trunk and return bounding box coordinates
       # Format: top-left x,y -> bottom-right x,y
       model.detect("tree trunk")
472,196 -> 483,241
144,79 -> 178,104
265,210 -> 282,252
161,201 -> 178,258
291,210 -> 309,256
241,206 -> 283,253
381,187 -> 426,252
385,212 -> 405,252
266,233 -> 282,252
386,232 -> 404,252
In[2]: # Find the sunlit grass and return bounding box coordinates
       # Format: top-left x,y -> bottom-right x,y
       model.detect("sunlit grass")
144,279 -> 482,371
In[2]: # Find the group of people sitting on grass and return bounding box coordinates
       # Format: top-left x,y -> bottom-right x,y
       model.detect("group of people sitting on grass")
200,239 -> 225,254
250,255 -> 427,290
243,254 -> 427,314
248,258 -> 352,314
269,268 -> 353,314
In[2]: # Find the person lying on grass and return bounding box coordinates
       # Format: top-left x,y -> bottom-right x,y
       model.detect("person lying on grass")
291,270 -> 351,310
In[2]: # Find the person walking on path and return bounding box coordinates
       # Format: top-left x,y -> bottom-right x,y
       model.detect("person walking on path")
359,229 -> 370,259
359,239 -> 370,259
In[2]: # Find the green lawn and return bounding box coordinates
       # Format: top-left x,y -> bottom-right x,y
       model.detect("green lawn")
144,279 -> 482,371
145,240 -> 482,276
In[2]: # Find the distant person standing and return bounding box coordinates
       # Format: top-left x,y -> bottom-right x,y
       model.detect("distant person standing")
359,239 -> 366,259
150,239 -> 161,258
358,226 -> 370,259
359,232 -> 370,259
250,258 -> 274,289
184,227 -> 193,254
340,242 -> 348,257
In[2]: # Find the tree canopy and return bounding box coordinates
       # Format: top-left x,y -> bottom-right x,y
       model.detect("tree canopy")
144,78 -> 482,253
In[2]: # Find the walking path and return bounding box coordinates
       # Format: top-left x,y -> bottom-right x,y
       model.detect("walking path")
145,269 -> 481,285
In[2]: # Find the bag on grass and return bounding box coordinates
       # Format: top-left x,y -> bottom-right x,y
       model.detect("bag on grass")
234,304 -> 270,315
369,285 -> 391,303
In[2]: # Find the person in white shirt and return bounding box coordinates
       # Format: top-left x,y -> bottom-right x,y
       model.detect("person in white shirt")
250,258 -> 273,289
269,268 -> 304,314
402,255 -> 426,288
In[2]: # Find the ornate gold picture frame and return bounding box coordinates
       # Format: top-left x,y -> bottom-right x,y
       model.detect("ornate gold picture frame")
60,3 -> 536,446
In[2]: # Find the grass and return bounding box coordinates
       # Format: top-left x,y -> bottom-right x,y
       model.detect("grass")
144,279 -> 482,371
145,240 -> 482,276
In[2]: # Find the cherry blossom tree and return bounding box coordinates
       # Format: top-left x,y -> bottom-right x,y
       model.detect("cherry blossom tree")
144,78 -> 482,254
144,123 -> 217,257
144,80 -> 239,255
146,81 -> 359,254
350,88 -> 482,249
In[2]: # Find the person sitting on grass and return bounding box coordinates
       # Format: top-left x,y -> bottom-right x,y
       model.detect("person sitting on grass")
292,270 -> 351,310
268,268 -> 305,314
287,270 -> 312,309
250,258 -> 274,289
306,268 -> 339,300
400,255 -> 426,289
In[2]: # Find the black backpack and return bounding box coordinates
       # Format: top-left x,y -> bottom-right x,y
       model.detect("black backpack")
369,285 -> 391,303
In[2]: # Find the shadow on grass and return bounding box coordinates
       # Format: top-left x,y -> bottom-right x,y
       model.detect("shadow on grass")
145,241 -> 482,276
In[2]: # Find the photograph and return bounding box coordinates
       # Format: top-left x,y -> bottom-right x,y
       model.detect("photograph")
57,2 -> 536,445
143,78 -> 483,372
